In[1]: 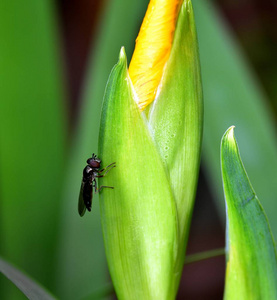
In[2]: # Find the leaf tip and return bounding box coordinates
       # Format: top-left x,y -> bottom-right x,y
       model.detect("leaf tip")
119,46 -> 126,61
115,47 -> 128,71
107,47 -> 128,81
225,125 -> 235,138
222,125 -> 236,148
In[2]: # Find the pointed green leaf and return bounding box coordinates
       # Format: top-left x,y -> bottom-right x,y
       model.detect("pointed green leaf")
148,0 -> 203,288
98,48 -> 178,300
221,126 -> 277,299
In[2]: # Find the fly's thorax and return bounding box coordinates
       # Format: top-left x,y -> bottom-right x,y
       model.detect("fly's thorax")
83,165 -> 94,181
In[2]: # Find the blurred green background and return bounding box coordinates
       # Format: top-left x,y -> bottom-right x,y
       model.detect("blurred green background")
0,0 -> 276,299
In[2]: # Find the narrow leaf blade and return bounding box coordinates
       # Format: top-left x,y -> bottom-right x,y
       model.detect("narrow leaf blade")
0,1 -> 65,297
221,126 -> 277,299
0,257 -> 56,300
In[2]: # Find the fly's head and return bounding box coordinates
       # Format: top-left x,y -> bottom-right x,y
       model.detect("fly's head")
87,153 -> 101,170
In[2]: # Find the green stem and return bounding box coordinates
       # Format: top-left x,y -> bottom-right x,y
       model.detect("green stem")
185,248 -> 225,264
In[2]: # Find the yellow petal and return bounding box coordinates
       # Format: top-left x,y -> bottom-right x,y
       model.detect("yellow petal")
129,0 -> 182,111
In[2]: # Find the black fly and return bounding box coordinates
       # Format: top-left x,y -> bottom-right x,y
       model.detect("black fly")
78,153 -> 115,217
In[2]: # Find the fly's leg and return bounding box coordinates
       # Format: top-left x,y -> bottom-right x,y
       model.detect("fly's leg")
92,179 -> 113,193
96,162 -> 115,192
98,162 -> 116,176
97,185 -> 114,193
92,178 -> 97,193
96,174 -> 114,192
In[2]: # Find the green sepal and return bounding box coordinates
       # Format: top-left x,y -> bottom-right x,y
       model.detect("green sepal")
148,0 -> 203,288
221,126 -> 277,299
98,48 -> 178,300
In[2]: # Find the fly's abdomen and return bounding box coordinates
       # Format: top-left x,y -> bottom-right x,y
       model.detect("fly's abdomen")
83,181 -> 92,211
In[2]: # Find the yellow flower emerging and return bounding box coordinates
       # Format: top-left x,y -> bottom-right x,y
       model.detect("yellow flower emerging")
129,0 -> 182,111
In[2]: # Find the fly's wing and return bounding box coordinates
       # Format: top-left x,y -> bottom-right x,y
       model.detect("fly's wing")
78,181 -> 86,217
